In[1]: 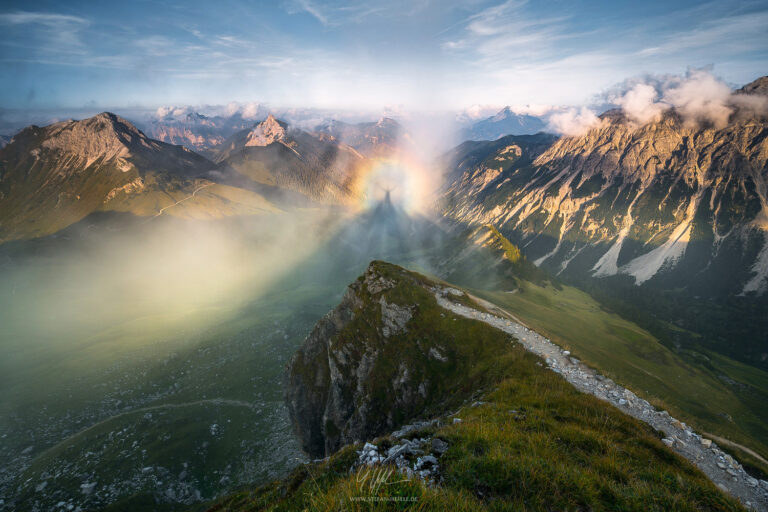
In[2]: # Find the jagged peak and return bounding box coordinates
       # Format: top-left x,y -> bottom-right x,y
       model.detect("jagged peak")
491,106 -> 514,120
10,111 -> 161,166
81,112 -> 143,136
246,113 -> 289,147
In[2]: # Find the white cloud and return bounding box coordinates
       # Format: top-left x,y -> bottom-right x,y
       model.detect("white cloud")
606,69 -> 765,129
547,106 -> 601,136
613,83 -> 668,125
661,69 -> 733,129
0,11 -> 87,26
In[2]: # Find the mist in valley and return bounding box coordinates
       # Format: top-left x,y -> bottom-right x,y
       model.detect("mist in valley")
0,124 -> 462,509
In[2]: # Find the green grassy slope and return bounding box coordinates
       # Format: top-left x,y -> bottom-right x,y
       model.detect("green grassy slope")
204,262 -> 743,512
470,281 -> 768,471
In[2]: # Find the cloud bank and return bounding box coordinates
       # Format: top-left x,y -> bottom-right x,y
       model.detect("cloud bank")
607,69 -> 767,129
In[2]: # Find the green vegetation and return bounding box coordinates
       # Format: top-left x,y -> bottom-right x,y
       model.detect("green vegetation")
468,280 -> 768,475
206,264 -> 743,511
287,261 -> 523,457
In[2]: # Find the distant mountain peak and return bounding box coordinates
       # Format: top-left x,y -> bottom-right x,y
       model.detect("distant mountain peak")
246,114 -> 288,147
375,117 -> 398,127
34,112 -> 154,165
739,76 -> 768,96
464,107 -> 546,140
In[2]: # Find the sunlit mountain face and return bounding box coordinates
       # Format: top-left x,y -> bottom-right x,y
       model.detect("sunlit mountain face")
2,1 -> 768,511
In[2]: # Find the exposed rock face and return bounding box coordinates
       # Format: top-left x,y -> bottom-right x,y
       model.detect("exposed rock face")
142,110 -> 257,158
245,114 -> 288,147
0,112 -> 278,241
286,261 -> 515,458
0,112 -> 216,241
215,115 -> 366,205
442,77 -> 768,297
315,117 -> 406,158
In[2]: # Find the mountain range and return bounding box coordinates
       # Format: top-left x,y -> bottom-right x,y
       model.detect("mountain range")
213,114 -> 370,204
314,117 -> 407,158
141,110 -> 260,158
441,76 -> 768,369
0,111 -> 409,242
443,78 -> 768,297
3,76 -> 768,511
0,112 -> 280,242
462,106 -> 546,140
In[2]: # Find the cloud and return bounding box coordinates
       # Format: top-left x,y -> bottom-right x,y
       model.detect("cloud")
282,0 -> 385,27
661,69 -> 733,128
294,0 -> 329,25
153,106 -> 193,119
606,69 -> 764,129
224,102 -> 267,120
0,11 -> 89,51
442,0 -> 573,66
547,107 -> 601,136
0,11 -> 87,26
612,83 -> 668,125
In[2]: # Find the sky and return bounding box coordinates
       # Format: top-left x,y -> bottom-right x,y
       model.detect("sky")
0,0 -> 766,112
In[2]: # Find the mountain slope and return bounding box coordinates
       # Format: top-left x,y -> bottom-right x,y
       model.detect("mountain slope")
441,77 -> 768,369
463,107 -> 546,140
315,117 -> 407,158
211,261 -> 745,511
0,112 -> 276,241
141,110 -> 257,158
443,81 -> 768,297
215,114 -> 367,204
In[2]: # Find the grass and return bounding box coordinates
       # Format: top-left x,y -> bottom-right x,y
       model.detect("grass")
203,262 -> 743,511
204,264 -> 744,511
469,280 -> 768,474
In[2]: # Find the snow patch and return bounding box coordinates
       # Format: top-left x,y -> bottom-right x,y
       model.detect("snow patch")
742,232 -> 768,295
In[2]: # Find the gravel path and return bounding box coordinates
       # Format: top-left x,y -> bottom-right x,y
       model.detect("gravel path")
434,287 -> 768,511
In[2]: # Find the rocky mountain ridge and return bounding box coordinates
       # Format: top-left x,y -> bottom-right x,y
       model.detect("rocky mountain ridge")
0,112 -> 276,241
286,261 -> 518,458
442,77 -> 768,298
463,106 -> 547,141
141,110 -> 258,158
215,115 -> 367,204
315,117 -> 406,158
272,261 -> 760,511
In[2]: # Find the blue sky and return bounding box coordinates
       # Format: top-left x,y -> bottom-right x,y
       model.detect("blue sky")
0,0 -> 766,111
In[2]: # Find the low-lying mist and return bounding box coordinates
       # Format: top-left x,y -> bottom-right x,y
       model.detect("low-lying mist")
0,210 -> 352,395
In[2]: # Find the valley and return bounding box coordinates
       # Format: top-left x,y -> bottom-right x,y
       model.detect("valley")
1,77 -> 767,511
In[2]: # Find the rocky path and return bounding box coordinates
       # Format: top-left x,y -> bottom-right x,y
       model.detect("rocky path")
152,182 -> 213,218
434,287 -> 768,511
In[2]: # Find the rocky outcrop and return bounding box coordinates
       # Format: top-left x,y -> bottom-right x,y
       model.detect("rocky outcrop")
285,261 -> 515,458
245,114 -> 288,147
